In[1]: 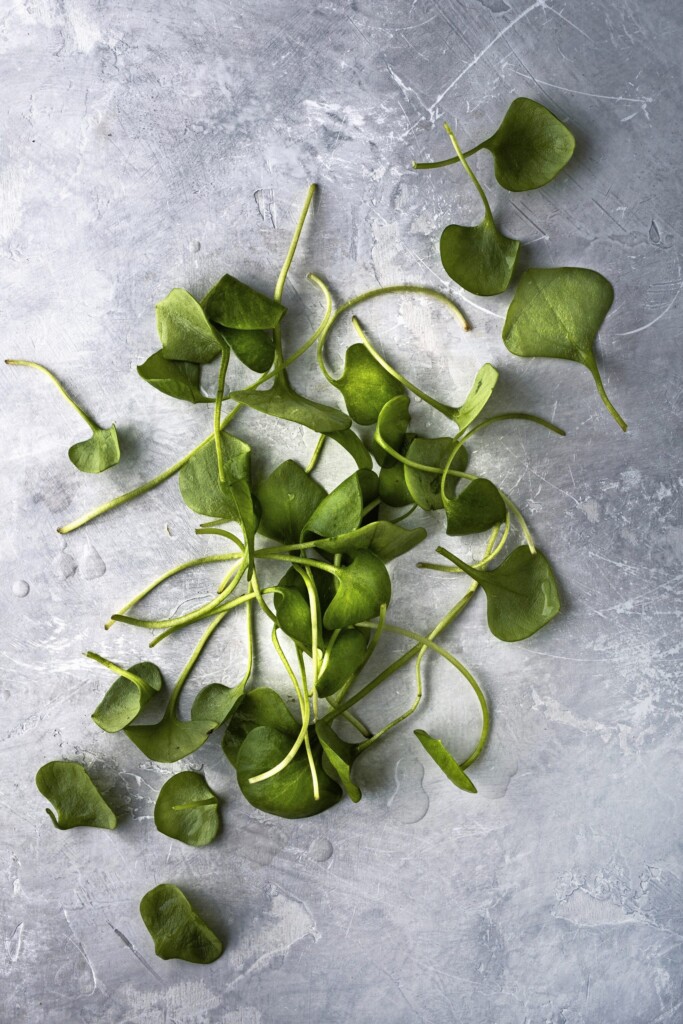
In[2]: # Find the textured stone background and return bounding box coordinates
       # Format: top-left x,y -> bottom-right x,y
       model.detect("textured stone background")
1,0 -> 682,1021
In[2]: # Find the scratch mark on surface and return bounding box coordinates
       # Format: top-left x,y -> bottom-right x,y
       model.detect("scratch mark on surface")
501,64 -> 653,105
615,279 -> 682,336
108,922 -> 163,981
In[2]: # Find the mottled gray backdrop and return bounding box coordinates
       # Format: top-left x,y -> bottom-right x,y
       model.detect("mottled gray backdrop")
1,0 -> 681,1021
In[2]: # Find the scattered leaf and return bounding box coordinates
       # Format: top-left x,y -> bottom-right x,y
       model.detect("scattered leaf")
35,761 -> 117,830
91,659 -> 163,733
154,771 -> 221,847
414,730 -> 477,792
140,883 -> 223,963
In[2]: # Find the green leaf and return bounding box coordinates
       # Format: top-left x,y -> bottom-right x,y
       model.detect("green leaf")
156,288 -> 222,364
68,425 -> 121,474
35,761 -> 117,830
414,730 -> 477,793
375,395 -> 410,466
179,431 -> 252,518
92,660 -> 163,734
502,267 -> 626,430
316,520 -> 426,562
124,714 -> 220,763
444,478 -> 506,535
440,123 -> 519,296
256,460 -> 326,545
304,470 -> 378,540
274,580 -> 314,649
323,550 -> 391,630
446,545 -> 561,641
379,461 -> 412,507
222,687 -> 299,768
153,771 -> 221,847
137,350 -> 213,404
202,273 -> 286,330
316,721 -> 361,802
327,428 -> 373,471
456,363 -> 499,430
190,680 -> 247,726
404,437 -> 469,511
214,325 -> 274,373
140,884 -> 223,964
232,377 -> 351,434
333,344 -> 406,425
317,628 -> 369,698
236,726 -> 341,818
485,97 -> 575,192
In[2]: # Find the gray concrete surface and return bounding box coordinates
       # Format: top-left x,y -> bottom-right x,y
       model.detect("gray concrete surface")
1,1 -> 681,1021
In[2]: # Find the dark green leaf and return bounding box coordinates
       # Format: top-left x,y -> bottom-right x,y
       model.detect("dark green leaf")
214,325 -> 274,373
154,771 -> 221,847
202,273 -> 286,330
190,679 -> 248,727
156,288 -> 222,364
323,550 -> 391,630
317,628 -> 369,698
232,377 -> 351,434
327,428 -> 373,471
256,460 -> 326,544
236,726 -> 341,818
414,730 -> 477,793
440,219 -> 519,297
502,267 -> 626,430
485,97 -> 575,192
316,721 -> 361,802
179,432 -> 251,518
125,715 -> 219,763
35,761 -> 117,830
444,478 -> 506,535
140,884 -> 223,963
447,545 -> 561,641
316,520 -> 426,562
333,344 -> 406,425
222,687 -> 299,768
375,395 -> 410,465
379,461 -> 412,507
92,660 -> 163,734
137,351 -> 212,404
404,437 -> 469,511
68,425 -> 121,474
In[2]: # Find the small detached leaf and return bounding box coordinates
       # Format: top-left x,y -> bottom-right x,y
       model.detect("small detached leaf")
414,730 -> 477,793
36,761 -> 117,830
156,288 -> 222,364
154,771 -> 221,847
333,344 -> 406,425
140,883 -> 223,964
91,659 -> 163,733
484,97 -> 575,192
502,267 -> 626,430
440,125 -> 519,297
69,426 -> 120,474
446,545 -> 561,641
456,363 -> 499,430
137,351 -> 213,404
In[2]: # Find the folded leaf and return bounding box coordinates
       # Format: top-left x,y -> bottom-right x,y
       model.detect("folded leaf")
36,761 -> 117,830
202,273 -> 286,330
156,288 -> 222,363
214,325 -> 274,373
323,550 -> 391,631
92,660 -> 163,733
414,730 -> 477,793
316,721 -> 361,802
315,521 -> 426,562
140,884 -> 223,963
232,377 -> 351,434
404,437 -> 469,511
137,350 -> 212,404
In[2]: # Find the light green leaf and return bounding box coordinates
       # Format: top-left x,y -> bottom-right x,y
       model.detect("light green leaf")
323,550 -> 391,631
444,478 -> 506,535
92,660 -> 163,734
304,470 -> 378,540
404,437 -> 469,511
156,288 -> 222,364
316,520 -> 426,562
333,344 -> 406,425
178,431 -> 251,518
414,730 -> 477,793
316,721 -> 361,802
256,460 -> 326,544
231,377 -> 351,434
485,97 -> 575,192
69,426 -> 121,474
317,628 -> 369,698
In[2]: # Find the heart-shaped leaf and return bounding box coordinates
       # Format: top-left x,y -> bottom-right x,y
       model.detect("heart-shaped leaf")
303,470 -> 378,540
214,325 -> 274,373
91,659 -> 163,733
446,545 -> 560,641
154,771 -> 221,847
202,273 -> 286,330
236,725 -> 342,818
156,288 -> 222,364
502,267 -> 626,430
179,431 -> 251,518
414,730 -> 477,793
140,884 -> 223,963
485,97 -> 575,192
256,460 -> 326,544
444,478 -> 506,535
232,377 -> 351,434
69,425 -> 121,474
316,721 -> 361,802
137,350 -> 213,404
125,713 -> 220,763
440,124 -> 519,296
190,680 -> 247,727
36,761 -> 117,830
404,437 -> 469,511
333,344 -> 406,425
323,550 -> 391,631
222,686 -> 299,767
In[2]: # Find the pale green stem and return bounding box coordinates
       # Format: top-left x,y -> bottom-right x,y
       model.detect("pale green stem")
273,184 -> 317,368
213,344 -> 230,482
412,140 -> 485,171
168,609 -> 229,715
306,434 -> 326,473
6,359 -> 99,431
443,123 -> 494,223
84,651 -> 150,691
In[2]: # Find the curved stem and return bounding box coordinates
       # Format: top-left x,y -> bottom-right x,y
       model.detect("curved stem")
412,140 -> 485,171
168,608 -> 230,716
587,360 -> 628,431
113,558 -> 246,630
264,628 -> 319,797
213,344 -> 230,482
294,565 -> 321,719
352,317 -> 458,420
6,359 -> 99,431
377,431 -> 476,483
306,434 -> 326,474
387,504 -> 418,524
85,651 -> 150,691
104,553 -> 238,629
273,183 -> 317,368
150,585 -> 278,646
443,123 -> 493,223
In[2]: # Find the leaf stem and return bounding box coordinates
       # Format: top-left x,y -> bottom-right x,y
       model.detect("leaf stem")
84,651 -> 150,692
306,434 -> 326,474
443,123 -> 494,223
587,359 -> 628,431
6,359 -> 99,431
213,345 -> 230,482
273,184 -> 317,368
412,141 -> 485,171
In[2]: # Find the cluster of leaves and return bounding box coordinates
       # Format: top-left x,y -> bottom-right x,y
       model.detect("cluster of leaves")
414,98 -> 626,431
23,103 -> 627,962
